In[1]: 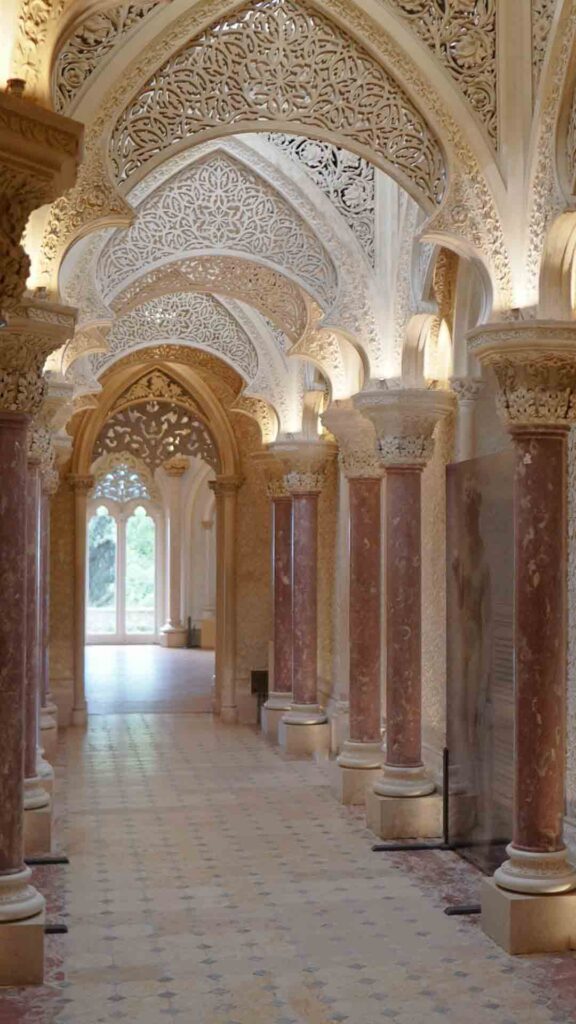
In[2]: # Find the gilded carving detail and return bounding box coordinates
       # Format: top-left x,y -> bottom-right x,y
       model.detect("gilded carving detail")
93,400 -> 219,470
109,368 -> 203,416
232,396 -> 278,445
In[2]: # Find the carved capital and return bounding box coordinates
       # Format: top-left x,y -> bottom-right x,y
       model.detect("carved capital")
41,465 -> 60,496
209,475 -> 243,497
266,478 -> 291,500
0,91 -> 82,312
450,376 -> 485,404
0,298 -> 77,414
68,474 -> 94,494
269,438 -> 337,494
354,383 -> 454,467
163,454 -> 190,477
322,401 -> 382,479
467,322 -> 576,430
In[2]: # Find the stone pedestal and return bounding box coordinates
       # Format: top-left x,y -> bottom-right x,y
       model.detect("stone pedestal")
23,804 -> 53,857
334,764 -> 382,806
366,790 -> 443,840
278,718 -> 331,759
481,877 -> 576,955
160,625 -> 188,648
0,910 -> 46,986
261,692 -> 292,744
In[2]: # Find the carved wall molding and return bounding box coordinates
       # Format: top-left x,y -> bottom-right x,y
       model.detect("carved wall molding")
93,399 -> 219,469
53,0 -> 162,112
109,0 -> 446,208
97,152 -> 337,310
112,254 -> 310,341
90,291 -> 260,381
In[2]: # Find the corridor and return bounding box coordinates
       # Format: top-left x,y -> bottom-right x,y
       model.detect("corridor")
3,715 -> 576,1024
85,646 -> 215,714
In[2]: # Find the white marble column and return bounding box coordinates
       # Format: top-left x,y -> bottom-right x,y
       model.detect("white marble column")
161,455 -> 189,648
69,474 -> 94,725
209,476 -> 242,723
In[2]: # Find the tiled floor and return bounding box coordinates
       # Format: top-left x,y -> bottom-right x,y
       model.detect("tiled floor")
3,713 -> 576,1022
85,646 -> 214,714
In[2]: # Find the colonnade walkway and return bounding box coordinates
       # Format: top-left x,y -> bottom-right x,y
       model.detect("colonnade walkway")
3,713 -> 576,1023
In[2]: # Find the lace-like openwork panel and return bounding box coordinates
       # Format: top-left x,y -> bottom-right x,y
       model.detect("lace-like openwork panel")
53,0 -> 161,112
98,154 -> 337,309
92,462 -> 152,502
264,134 -> 375,264
109,0 -> 446,207
531,0 -> 556,92
91,292 -> 259,380
93,400 -> 219,470
388,0 -> 497,145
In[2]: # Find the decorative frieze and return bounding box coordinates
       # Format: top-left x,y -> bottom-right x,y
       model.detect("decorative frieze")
354,383 -> 455,467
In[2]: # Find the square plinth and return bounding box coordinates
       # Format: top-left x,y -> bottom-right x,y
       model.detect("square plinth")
481,877 -> 576,954
278,720 -> 331,759
366,790 -> 443,840
333,765 -> 383,805
24,805 -> 53,857
261,705 -> 290,744
0,911 -> 45,986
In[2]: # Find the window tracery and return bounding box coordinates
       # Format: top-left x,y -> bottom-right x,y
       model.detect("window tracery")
93,400 -> 219,470
108,0 -> 446,208
92,462 -> 152,503
264,134 -> 375,264
91,292 -> 259,380
98,153 -> 337,309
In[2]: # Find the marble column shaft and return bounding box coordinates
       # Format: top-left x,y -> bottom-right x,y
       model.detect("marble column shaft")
385,466 -> 423,768
348,477 -> 381,744
292,492 -> 319,706
24,460 -> 42,785
165,472 -> 184,629
0,413 -> 29,873
71,476 -> 93,725
210,477 -> 240,722
513,428 -> 566,853
272,496 -> 293,695
39,489 -> 51,709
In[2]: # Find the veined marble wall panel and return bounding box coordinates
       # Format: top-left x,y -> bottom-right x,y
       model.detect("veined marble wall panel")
566,429 -> 576,853
49,476 -> 75,725
421,415 -> 454,778
233,416 -> 272,723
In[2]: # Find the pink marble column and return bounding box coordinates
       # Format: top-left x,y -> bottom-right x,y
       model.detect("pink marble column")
23,459 -> 50,815
37,482 -> 57,786
284,490 -> 325,722
339,477 -> 382,764
494,427 -> 576,892
271,494 -> 293,698
0,413 -> 45,919
374,465 -> 434,796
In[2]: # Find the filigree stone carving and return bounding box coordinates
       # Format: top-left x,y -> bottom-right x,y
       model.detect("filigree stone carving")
109,0 -> 446,207
91,292 -> 259,381
532,0 -> 556,92
62,325 -> 109,374
93,400 -> 219,470
53,0 -> 161,112
450,376 -> 484,404
98,153 -> 337,309
163,453 -> 190,476
91,452 -> 158,502
271,438 -> 336,491
0,299 -> 76,413
468,322 -> 576,429
264,134 -> 375,264
388,0 -> 497,144
284,469 -> 325,494
12,0 -> 66,88
108,344 -> 243,402
27,421 -> 53,471
290,325 -> 349,400
109,368 -> 202,417
112,255 -> 309,341
354,383 -> 455,466
322,402 -> 382,478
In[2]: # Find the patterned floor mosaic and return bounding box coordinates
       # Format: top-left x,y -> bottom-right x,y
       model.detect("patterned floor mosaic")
2,713 -> 576,1022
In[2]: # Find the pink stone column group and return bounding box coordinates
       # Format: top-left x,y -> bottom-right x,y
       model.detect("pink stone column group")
290,489 -> 321,715
270,491 -> 293,701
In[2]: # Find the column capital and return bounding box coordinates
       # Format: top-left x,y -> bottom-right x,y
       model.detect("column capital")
354,383 -> 455,468
250,449 -> 289,498
322,401 -> 382,479
209,474 -> 243,497
68,474 -> 94,495
269,439 -> 337,494
0,298 -> 77,415
449,376 -> 485,404
163,454 -> 189,477
0,90 -> 83,314
467,320 -> 576,432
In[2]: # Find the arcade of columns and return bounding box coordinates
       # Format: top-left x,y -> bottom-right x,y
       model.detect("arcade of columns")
5,0 -> 576,987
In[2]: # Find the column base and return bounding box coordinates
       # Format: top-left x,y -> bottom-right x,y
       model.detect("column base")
494,844 -> 576,895
39,715 -> 58,762
261,692 -> 292,744
282,703 -> 328,726
337,740 -> 382,769
334,764 -> 383,806
481,876 -> 576,954
71,705 -> 87,726
366,790 -> 443,840
278,717 -> 331,760
374,763 -> 435,798
36,751 -> 55,800
24,803 -> 53,857
160,625 -> 188,648
0,911 -> 45,985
